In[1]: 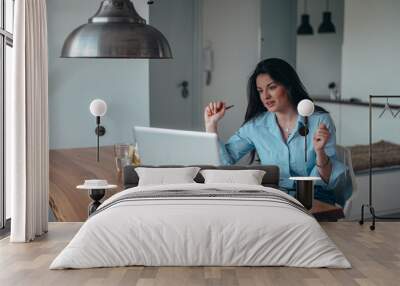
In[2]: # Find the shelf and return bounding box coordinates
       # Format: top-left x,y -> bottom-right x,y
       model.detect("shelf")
312,96 -> 400,109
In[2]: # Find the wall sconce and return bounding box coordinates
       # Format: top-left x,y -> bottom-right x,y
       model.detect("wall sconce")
297,0 -> 313,35
297,99 -> 315,162
293,101 -> 318,211
318,0 -> 336,33
90,99 -> 107,162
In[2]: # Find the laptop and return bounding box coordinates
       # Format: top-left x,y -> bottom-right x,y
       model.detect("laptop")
133,126 -> 221,166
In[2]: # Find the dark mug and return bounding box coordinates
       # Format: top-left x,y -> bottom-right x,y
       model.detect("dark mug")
295,180 -> 314,210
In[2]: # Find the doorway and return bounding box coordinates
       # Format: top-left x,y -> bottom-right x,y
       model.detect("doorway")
149,0 -> 202,131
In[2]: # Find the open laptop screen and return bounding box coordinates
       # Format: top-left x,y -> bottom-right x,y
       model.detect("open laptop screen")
134,126 -> 221,166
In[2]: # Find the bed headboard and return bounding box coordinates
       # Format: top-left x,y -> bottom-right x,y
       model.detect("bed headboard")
123,165 -> 280,189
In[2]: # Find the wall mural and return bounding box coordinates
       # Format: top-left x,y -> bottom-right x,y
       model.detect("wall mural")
48,0 -> 400,223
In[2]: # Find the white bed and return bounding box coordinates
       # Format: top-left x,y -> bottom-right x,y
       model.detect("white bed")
50,183 -> 350,269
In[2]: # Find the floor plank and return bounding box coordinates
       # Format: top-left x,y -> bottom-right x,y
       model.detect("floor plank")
1,222 -> 399,285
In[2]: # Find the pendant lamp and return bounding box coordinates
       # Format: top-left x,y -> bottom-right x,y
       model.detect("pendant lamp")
318,0 -> 336,33
61,0 -> 172,58
297,0 -> 313,35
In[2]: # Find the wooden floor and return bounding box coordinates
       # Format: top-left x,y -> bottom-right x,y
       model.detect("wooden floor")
1,222 -> 399,286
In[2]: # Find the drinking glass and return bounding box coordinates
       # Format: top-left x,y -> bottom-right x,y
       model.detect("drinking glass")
114,144 -> 132,183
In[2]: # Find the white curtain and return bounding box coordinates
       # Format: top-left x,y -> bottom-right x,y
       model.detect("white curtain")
8,0 -> 49,242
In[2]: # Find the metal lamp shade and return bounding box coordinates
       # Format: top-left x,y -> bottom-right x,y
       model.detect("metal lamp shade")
61,0 -> 172,59
318,12 -> 336,34
297,14 -> 314,35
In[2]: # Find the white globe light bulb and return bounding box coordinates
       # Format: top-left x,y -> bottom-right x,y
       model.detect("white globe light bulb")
297,99 -> 315,117
90,99 -> 107,117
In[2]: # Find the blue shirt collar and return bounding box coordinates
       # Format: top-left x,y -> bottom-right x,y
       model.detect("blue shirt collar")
288,114 -> 306,143
263,112 -> 305,144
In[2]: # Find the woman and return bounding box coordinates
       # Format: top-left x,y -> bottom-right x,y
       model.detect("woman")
204,58 -> 347,205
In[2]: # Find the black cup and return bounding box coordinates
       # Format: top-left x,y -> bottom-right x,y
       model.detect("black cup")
295,180 -> 314,210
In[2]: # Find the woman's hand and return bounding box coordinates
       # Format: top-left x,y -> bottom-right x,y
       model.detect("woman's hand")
313,123 -> 332,184
204,101 -> 226,132
313,123 -> 330,152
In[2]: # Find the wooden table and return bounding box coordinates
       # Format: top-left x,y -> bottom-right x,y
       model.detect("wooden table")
50,146 -> 123,222
50,146 -> 344,222
312,200 -> 344,221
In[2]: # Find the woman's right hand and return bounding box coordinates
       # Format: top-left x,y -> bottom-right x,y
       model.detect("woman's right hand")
204,101 -> 226,132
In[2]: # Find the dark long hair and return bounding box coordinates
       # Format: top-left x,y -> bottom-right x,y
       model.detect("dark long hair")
244,58 -> 327,163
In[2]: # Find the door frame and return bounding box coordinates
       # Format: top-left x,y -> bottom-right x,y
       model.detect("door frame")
0,0 -> 14,230
0,0 -> 5,229
191,0 -> 204,131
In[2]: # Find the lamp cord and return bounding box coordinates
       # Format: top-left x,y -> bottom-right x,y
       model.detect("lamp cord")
97,127 -> 100,162
304,117 -> 308,162
96,116 -> 100,162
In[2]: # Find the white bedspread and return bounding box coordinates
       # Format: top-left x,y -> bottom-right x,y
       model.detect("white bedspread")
50,183 -> 351,269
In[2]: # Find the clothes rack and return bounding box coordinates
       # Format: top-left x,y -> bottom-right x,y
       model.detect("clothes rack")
359,95 -> 400,230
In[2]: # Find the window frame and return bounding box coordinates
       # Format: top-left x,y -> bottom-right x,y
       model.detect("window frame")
1,0 -> 13,230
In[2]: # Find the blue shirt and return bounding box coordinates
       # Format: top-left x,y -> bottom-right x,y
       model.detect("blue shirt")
219,111 -> 350,205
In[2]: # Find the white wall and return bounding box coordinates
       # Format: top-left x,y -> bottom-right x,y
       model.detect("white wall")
296,0 -> 344,97
341,0 -> 400,101
260,0 -> 297,67
347,171 -> 400,220
317,102 -> 400,146
327,0 -> 400,146
202,0 -> 260,142
47,0 -> 150,149
328,0 -> 400,219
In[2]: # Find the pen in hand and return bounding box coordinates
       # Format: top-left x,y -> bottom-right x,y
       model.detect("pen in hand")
216,104 -> 234,112
206,103 -> 234,117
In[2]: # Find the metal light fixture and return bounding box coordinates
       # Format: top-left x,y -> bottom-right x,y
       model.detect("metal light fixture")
289,100 -> 318,211
90,99 -> 108,162
61,0 -> 172,58
297,0 -> 313,35
318,0 -> 336,34
297,99 -> 315,162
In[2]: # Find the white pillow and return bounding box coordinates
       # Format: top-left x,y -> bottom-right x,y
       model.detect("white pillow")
200,169 -> 266,185
135,167 -> 201,186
